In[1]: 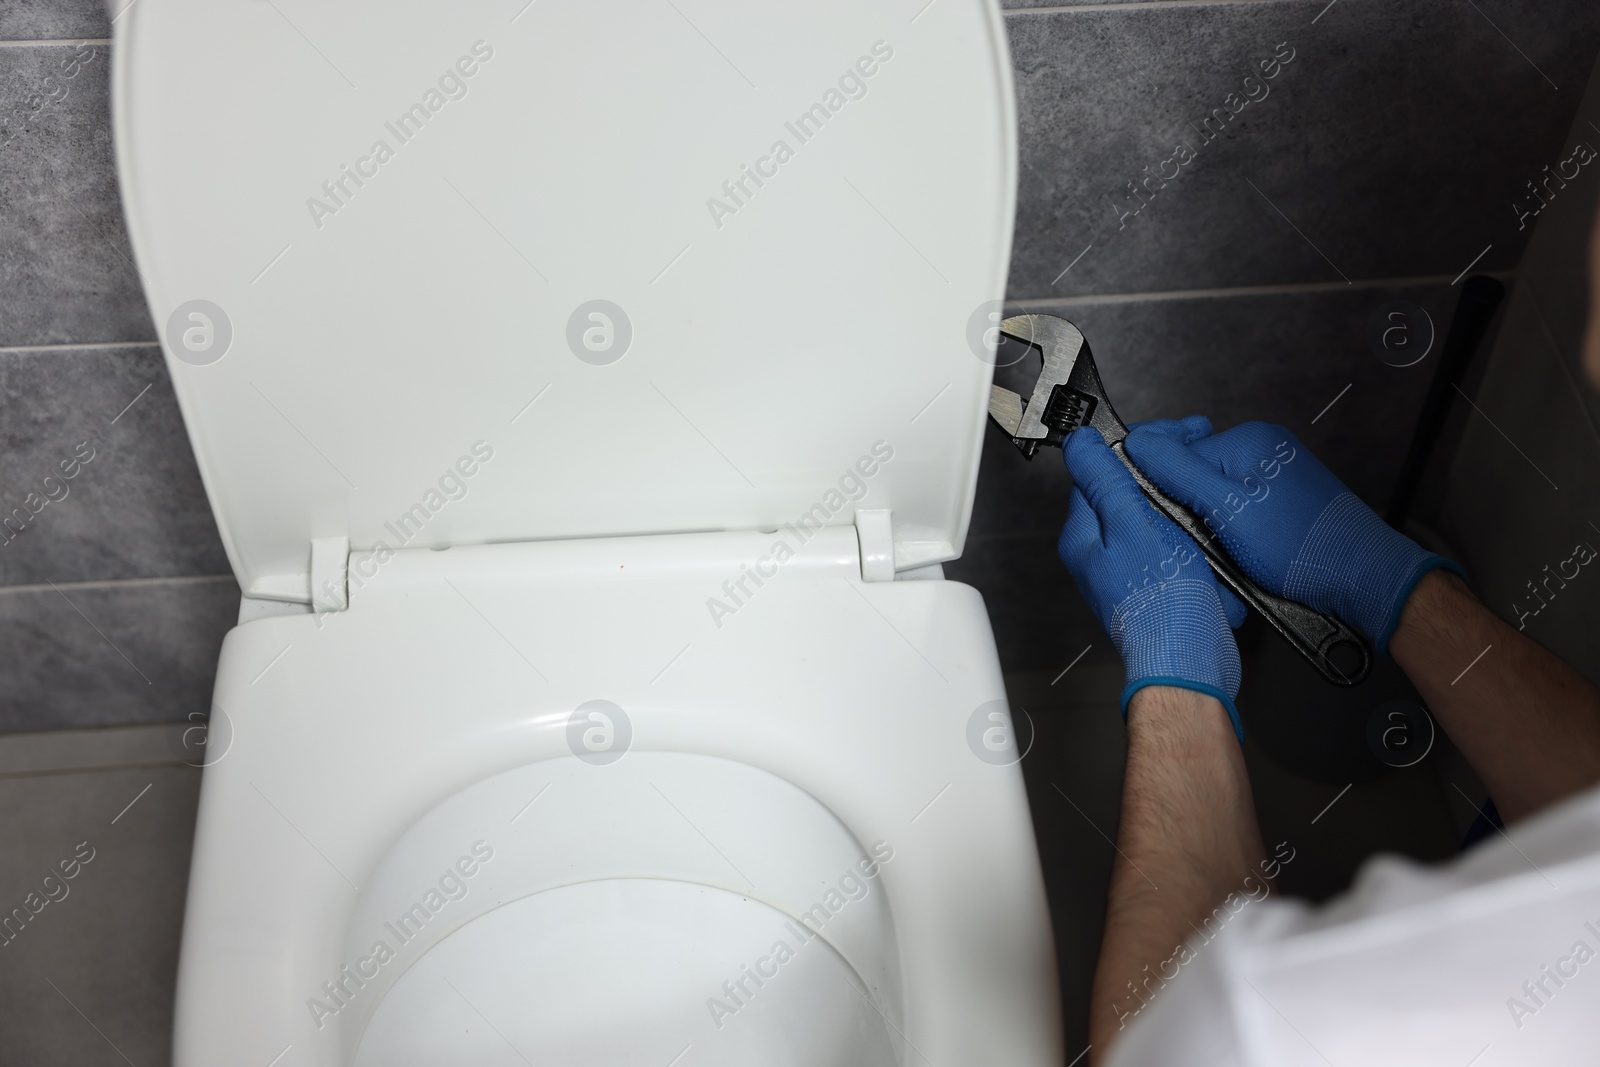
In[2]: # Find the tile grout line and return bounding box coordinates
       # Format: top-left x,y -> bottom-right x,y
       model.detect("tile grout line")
0,272 -> 1511,358
0,574 -> 235,598
1004,0 -> 1317,14
0,39 -> 112,49
0,722 -> 203,778
0,7 -> 1310,40
0,758 -> 196,781
1007,271 -> 1512,309
0,341 -> 160,355
1011,0 -> 1286,12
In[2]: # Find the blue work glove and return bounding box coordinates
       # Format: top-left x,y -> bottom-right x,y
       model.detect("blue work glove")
1059,426 -> 1247,741
1123,417 -> 1463,654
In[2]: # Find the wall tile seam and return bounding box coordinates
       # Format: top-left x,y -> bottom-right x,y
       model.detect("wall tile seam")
0,272 -> 1509,357
0,0 -> 1294,44
0,758 -> 198,781
0,39 -> 111,48
0,0 -> 1299,43
0,342 -> 159,355
1006,270 -> 1515,308
1004,0 -> 1292,16
0,574 -> 235,597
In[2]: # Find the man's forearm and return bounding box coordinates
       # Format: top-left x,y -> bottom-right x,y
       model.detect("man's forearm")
1088,686 -> 1266,1063
1390,570 -> 1600,823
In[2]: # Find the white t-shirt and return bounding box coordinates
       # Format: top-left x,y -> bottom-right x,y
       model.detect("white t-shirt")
1107,784 -> 1600,1066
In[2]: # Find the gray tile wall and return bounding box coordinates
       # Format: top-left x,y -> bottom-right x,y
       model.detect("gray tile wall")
0,1 -> 1596,729
1,9 -> 237,731
1437,49 -> 1600,685
0,1 -> 108,42
1004,0 -> 1598,297
949,0 -> 1600,673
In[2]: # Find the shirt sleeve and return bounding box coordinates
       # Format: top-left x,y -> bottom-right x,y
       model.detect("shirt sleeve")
1104,785 -> 1600,1067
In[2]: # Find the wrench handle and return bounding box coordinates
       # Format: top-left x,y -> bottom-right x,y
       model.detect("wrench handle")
1110,441 -> 1372,687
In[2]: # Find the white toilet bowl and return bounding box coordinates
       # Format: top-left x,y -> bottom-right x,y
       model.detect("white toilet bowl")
112,0 -> 1059,1063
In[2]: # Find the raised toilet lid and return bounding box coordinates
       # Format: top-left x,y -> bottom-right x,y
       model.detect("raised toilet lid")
113,0 -> 1017,601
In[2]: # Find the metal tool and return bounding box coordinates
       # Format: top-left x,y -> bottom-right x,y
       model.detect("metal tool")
986,313 -> 1371,686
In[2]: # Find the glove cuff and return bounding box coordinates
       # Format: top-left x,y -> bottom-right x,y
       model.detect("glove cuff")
1374,555 -> 1466,655
1286,493 -> 1463,648
1110,579 -> 1242,693
1120,679 -> 1244,744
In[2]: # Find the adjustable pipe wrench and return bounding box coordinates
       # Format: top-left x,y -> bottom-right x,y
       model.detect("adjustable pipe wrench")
986,313 -> 1371,686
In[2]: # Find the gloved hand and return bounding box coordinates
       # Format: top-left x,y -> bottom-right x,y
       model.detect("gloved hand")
1123,417 -> 1462,653
1059,426 -> 1246,741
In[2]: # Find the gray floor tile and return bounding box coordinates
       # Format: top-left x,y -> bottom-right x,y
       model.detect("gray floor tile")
0,43 -> 154,347
0,576 -> 238,731
1005,0 -> 1600,299
1242,722 -> 1464,904
0,755 -> 199,1067
0,721 -> 182,774
0,1 -> 108,42
0,344 -> 230,585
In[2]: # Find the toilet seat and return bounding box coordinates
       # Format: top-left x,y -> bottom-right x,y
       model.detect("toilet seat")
173,530 -> 1061,1064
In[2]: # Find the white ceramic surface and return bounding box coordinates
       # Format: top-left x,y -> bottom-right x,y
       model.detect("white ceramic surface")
114,0 -> 1017,601
113,1 -> 1058,1062
171,531 -> 1060,1065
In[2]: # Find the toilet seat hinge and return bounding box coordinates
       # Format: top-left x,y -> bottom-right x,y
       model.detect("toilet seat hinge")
311,536 -> 350,612
855,509 -> 894,582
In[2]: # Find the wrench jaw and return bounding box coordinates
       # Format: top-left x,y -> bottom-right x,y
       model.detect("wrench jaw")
985,314 -> 1103,459
987,385 -> 1099,458
987,384 -> 1030,445
978,313 -> 1374,686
